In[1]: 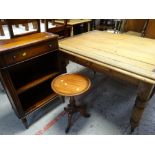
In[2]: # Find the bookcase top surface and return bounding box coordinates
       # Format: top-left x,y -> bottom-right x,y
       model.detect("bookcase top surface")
0,32 -> 58,53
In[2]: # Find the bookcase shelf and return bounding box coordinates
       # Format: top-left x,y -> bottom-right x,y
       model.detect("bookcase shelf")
0,33 -> 66,128
18,79 -> 58,115
17,71 -> 59,94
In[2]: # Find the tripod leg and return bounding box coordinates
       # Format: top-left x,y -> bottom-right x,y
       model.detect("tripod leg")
65,113 -> 73,133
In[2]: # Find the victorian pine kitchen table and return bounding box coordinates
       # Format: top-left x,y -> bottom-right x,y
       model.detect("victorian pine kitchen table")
59,30 -> 155,132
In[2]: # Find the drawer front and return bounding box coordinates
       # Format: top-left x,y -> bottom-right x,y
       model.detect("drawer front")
0,40 -> 58,68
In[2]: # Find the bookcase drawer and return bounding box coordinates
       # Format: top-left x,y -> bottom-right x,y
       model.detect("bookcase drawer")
0,40 -> 58,68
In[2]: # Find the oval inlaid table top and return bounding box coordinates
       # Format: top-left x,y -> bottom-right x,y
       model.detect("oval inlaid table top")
51,74 -> 91,96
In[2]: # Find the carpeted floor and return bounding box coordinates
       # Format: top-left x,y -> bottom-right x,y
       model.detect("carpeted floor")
0,61 -> 155,135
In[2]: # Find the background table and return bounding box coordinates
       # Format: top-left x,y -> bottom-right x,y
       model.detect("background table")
56,19 -> 92,36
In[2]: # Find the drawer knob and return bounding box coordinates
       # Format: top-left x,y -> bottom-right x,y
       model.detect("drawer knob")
13,55 -> 16,59
49,44 -> 52,48
22,52 -> 27,57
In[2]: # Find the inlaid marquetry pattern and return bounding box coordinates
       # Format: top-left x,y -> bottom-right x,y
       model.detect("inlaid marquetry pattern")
51,74 -> 91,96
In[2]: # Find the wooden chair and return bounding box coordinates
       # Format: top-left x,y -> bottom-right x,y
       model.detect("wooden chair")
51,74 -> 91,133
0,20 -> 5,36
144,19 -> 155,39
97,19 -> 115,31
122,19 -> 148,36
0,20 -> 6,91
6,19 -> 41,38
45,19 -> 69,39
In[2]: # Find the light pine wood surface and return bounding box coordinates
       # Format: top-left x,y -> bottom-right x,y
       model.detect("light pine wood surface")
55,19 -> 92,37
59,30 -> 155,132
55,19 -> 92,26
59,30 -> 155,84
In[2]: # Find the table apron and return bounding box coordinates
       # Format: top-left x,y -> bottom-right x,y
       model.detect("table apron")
62,51 -> 151,86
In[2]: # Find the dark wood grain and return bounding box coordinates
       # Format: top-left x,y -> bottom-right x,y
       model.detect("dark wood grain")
6,19 -> 41,38
0,32 -> 66,128
0,20 -> 5,36
123,19 -> 148,33
45,19 -> 70,39
144,19 -> 155,39
0,32 -> 58,53
17,72 -> 59,94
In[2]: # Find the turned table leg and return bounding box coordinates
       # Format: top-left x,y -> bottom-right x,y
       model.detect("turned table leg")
88,22 -> 91,32
70,26 -> 74,36
92,70 -> 96,78
130,82 -> 154,132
